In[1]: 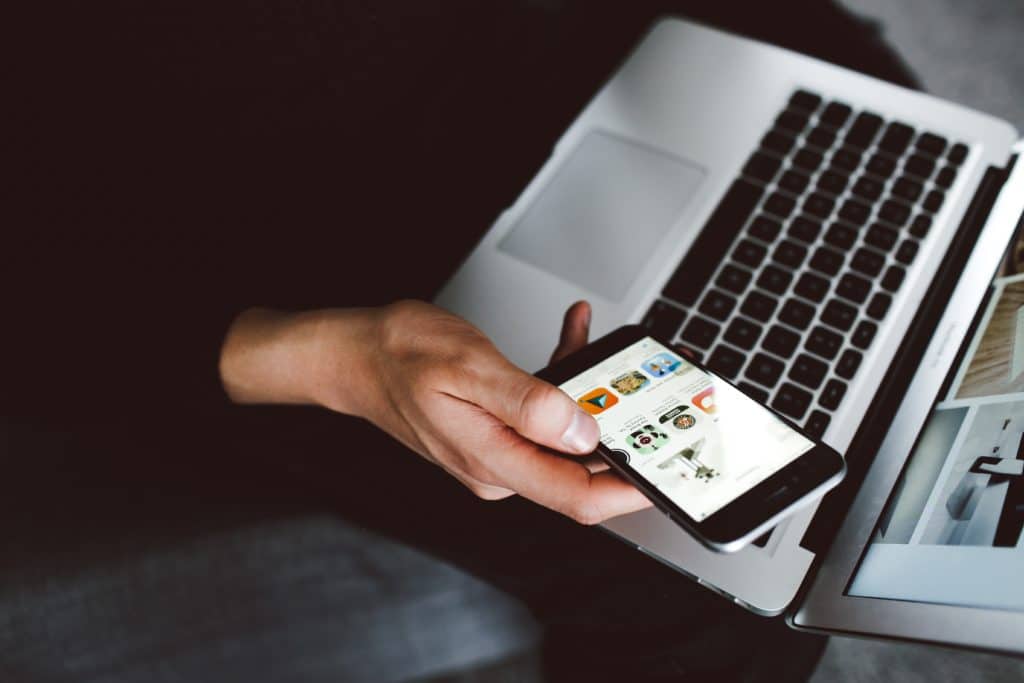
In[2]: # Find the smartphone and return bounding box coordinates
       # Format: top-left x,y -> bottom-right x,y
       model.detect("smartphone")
537,325 -> 846,553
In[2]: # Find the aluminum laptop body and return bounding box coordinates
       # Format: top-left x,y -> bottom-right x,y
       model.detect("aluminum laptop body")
437,17 -> 1024,653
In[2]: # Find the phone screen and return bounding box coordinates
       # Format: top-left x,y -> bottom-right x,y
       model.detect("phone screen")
558,336 -> 815,522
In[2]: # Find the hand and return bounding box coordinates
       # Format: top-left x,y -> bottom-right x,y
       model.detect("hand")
219,300 -> 651,524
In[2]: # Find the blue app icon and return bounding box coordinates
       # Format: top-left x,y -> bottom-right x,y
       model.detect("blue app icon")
642,352 -> 681,378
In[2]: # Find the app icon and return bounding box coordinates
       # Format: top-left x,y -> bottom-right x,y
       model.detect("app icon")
577,387 -> 618,415
626,424 -> 670,454
611,371 -> 649,395
691,386 -> 716,414
659,405 -> 697,430
642,352 -> 682,378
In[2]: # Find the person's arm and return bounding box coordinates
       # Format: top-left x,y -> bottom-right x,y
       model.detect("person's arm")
219,300 -> 651,524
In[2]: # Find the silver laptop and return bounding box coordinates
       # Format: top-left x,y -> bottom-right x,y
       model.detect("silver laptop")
437,17 -> 1024,654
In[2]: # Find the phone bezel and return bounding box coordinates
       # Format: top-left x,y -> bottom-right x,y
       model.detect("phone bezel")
537,324 -> 846,551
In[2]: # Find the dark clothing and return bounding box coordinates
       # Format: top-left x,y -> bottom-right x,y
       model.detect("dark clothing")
5,1 -> 915,679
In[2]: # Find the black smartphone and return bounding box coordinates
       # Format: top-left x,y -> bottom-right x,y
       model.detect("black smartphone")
537,325 -> 846,553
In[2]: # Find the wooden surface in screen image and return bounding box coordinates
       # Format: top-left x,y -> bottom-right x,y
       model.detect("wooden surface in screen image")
958,280 -> 1024,399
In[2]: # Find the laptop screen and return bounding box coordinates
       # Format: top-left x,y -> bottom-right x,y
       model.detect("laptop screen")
847,272 -> 1024,611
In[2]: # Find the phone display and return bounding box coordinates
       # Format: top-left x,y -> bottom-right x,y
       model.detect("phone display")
559,336 -> 817,522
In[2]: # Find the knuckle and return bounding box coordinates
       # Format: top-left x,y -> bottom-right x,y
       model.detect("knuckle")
516,381 -> 564,435
564,492 -> 604,525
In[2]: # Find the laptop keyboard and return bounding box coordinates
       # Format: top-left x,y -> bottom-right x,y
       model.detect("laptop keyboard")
643,89 -> 969,440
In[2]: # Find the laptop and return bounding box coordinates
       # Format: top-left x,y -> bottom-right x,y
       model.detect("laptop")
437,17 -> 1024,654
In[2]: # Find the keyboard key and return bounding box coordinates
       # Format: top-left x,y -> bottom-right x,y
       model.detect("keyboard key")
879,199 -> 910,227
852,176 -> 884,201
909,214 -> 931,238
663,180 -> 764,306
904,154 -> 935,180
716,264 -> 753,294
741,291 -> 778,322
947,142 -> 968,165
749,215 -> 782,243
778,169 -> 810,195
916,132 -> 947,157
934,165 -> 957,189
763,129 -> 797,156
923,189 -> 945,213
739,382 -> 770,404
878,122 -> 914,156
708,345 -> 746,379
773,240 -> 808,269
819,379 -> 847,410
681,316 -> 720,349
865,153 -> 897,179
839,199 -> 871,226
845,112 -> 883,149
892,176 -> 923,202
790,353 -> 828,389
865,223 -> 898,251
789,216 -> 823,243
820,101 -> 852,128
733,239 -> 768,269
809,246 -> 844,276
773,383 -> 813,420
805,410 -> 831,438
789,90 -> 822,112
895,239 -> 919,265
765,192 -> 797,219
851,247 -> 886,277
779,298 -> 815,330
866,292 -> 891,319
881,265 -> 906,292
745,152 -> 783,184
777,109 -> 812,133
852,320 -> 878,349
803,193 -> 835,219
824,223 -> 857,251
699,289 -> 738,321
836,348 -> 863,379
795,272 -> 831,302
724,317 -> 763,350
757,265 -> 793,295
806,325 -> 843,360
793,147 -> 824,172
807,126 -> 837,150
831,147 -> 861,172
817,169 -> 849,195
763,324 -> 800,358
837,273 -> 872,304
641,300 -> 686,341
747,352 -> 785,388
822,299 -> 857,331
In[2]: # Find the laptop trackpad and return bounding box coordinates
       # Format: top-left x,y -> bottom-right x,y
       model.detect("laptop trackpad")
499,131 -> 705,302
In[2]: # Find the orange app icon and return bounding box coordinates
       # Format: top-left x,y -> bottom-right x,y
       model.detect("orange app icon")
578,388 -> 619,415
691,386 -> 716,414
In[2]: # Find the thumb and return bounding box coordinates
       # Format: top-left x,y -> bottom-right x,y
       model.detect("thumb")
550,301 -> 591,364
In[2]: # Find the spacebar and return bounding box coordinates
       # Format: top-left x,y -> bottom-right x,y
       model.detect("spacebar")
662,179 -> 763,307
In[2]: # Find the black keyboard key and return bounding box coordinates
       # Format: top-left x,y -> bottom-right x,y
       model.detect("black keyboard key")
819,379 -> 847,411
763,324 -> 800,358
773,240 -> 808,269
820,101 -> 852,128
789,216 -> 823,244
817,169 -> 849,196
681,316 -> 720,349
851,247 -> 886,277
895,239 -> 919,265
763,129 -> 797,156
741,291 -> 778,322
865,153 -> 897,179
807,126 -> 837,150
806,325 -> 843,360
708,345 -> 746,379
777,109 -> 812,133
916,132 -> 947,157
733,239 -> 768,269
839,199 -> 871,226
716,263 -> 753,295
923,189 -> 945,213
779,298 -> 815,330
803,193 -> 835,219
764,192 -> 797,219
790,353 -> 828,390
822,299 -> 857,331
836,348 -> 862,380
837,272 -> 872,304
793,147 -> 824,172
724,317 -> 763,350
947,142 -> 968,165
852,176 -> 884,201
824,222 -> 857,251
641,300 -> 686,341
809,246 -> 844,276
934,166 -> 957,189
904,154 -> 935,180
865,223 -> 898,251
778,169 -> 810,195
831,147 -> 861,172
663,180 -> 764,306
879,199 -> 910,227
892,176 -> 923,203
909,214 -> 932,238
739,382 -> 770,404
805,410 -> 831,438
846,112 -> 883,149
749,215 -> 783,243
789,90 -> 822,112
747,353 -> 785,388
758,265 -> 793,295
867,292 -> 892,319
745,152 -> 783,184
795,272 -> 831,302
881,265 -> 906,292
773,383 -> 813,420
852,320 -> 878,350
878,122 -> 914,156
699,289 -> 738,321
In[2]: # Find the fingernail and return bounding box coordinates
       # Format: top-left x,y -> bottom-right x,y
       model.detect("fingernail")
582,306 -> 591,330
562,408 -> 600,453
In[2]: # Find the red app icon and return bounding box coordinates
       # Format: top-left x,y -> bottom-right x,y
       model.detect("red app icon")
691,386 -> 716,414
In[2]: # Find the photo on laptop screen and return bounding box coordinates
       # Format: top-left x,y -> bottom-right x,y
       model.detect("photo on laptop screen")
848,273 -> 1024,612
